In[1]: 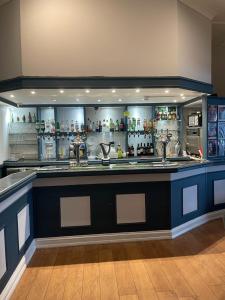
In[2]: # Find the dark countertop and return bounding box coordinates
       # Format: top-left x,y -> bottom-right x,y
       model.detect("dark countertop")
0,170 -> 36,202
1,158 -> 225,202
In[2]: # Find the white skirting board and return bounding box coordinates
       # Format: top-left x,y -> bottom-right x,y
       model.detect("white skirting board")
36,209 -> 225,248
0,240 -> 36,300
1,209 -> 225,299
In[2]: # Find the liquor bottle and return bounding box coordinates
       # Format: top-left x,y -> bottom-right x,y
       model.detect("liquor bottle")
102,119 -> 106,132
99,121 -> 102,132
56,122 -> 60,134
92,121 -> 96,132
32,113 -> 36,123
137,118 -> 141,130
130,145 -> 135,156
71,120 -> 74,132
150,143 -> 154,156
132,118 -> 136,131
137,144 -> 141,156
119,118 -> 124,131
140,143 -> 144,155
143,143 -> 147,156
117,144 -> 123,159
22,115 -> 26,123
28,112 -> 32,123
143,119 -> 147,132
106,120 -> 110,132
51,119 -> 56,134
66,120 -> 70,133
110,119 -> 114,132
60,121 -> 65,133
11,113 -> 14,123
75,120 -> 79,132
17,116 -> 20,122
96,121 -> 99,132
146,143 -> 150,155
115,120 -> 119,132
128,145 -> 131,157
128,118 -> 132,131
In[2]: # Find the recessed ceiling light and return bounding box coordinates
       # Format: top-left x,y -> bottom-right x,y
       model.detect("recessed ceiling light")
180,93 -> 184,97
182,96 -> 186,100
59,90 -> 64,94
76,98 -> 80,102
173,100 -> 177,103
118,98 -> 122,102
31,91 -> 36,95
165,90 -> 169,94
85,89 -> 90,93
52,99 -> 57,102
10,94 -> 15,98
97,99 -> 101,102
136,88 -> 140,93
112,89 -> 116,93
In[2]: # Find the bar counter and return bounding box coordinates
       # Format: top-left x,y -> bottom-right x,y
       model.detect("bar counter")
1,159 -> 225,296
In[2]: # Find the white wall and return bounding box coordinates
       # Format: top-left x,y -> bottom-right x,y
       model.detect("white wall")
212,23 -> 225,97
0,106 -> 9,163
20,0 -> 178,77
177,2 -> 212,83
0,0 -> 22,81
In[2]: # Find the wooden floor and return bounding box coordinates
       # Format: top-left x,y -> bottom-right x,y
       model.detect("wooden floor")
11,219 -> 225,300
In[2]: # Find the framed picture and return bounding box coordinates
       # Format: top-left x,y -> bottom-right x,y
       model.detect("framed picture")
218,105 -> 225,121
208,105 -> 217,122
208,122 -> 217,138
218,139 -> 225,156
218,122 -> 225,139
208,140 -> 217,157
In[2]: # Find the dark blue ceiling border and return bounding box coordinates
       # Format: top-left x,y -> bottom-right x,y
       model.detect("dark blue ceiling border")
0,76 -> 213,94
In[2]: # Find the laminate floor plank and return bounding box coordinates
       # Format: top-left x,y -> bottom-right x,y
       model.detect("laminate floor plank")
10,220 -> 225,300
81,245 -> 100,300
112,243 -> 137,297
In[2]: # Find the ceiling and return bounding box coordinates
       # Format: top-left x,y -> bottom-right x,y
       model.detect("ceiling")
180,0 -> 225,22
1,0 -> 225,22
0,88 -> 203,106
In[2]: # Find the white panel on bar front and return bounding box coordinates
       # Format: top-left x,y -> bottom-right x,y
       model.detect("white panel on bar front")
116,193 -> 146,224
0,228 -> 6,280
214,179 -> 225,205
60,196 -> 91,227
183,185 -> 198,215
17,204 -> 30,250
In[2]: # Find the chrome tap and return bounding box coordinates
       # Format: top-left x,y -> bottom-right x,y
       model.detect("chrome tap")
69,134 -> 85,166
99,141 -> 114,165
160,130 -> 172,163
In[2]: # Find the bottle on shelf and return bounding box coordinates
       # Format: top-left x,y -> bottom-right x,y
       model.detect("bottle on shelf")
150,143 -> 154,156
130,145 -> 135,156
137,118 -> 141,130
92,121 -> 96,132
117,144 -> 123,159
99,120 -> 102,132
119,118 -> 125,131
137,144 -> 141,156
115,120 -> 119,132
60,121 -> 65,133
28,112 -> 32,123
32,113 -> 36,123
102,119 -> 106,132
143,119 -> 147,132
75,120 -> 79,132
110,118 -> 114,132
22,115 -> 26,123
143,143 -> 147,156
140,143 -> 144,155
11,113 -> 14,123
71,120 -> 74,132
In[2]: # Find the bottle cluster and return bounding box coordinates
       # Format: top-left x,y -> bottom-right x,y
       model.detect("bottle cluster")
128,143 -> 154,157
86,118 -> 125,132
